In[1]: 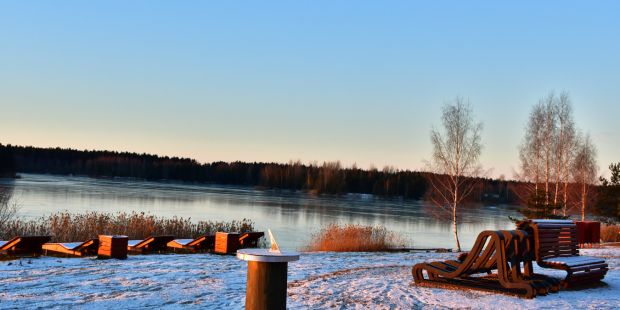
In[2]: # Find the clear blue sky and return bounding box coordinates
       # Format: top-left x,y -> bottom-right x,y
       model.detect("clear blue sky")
1,1 -> 619,178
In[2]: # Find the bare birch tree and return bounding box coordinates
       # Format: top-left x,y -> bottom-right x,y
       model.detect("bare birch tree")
540,94 -> 557,206
572,134 -> 598,221
517,103 -> 545,197
518,91 -> 580,215
553,92 -> 577,215
426,98 -> 483,252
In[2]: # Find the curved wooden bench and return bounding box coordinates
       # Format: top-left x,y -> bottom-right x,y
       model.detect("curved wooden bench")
412,230 -> 556,298
455,230 -> 560,294
517,219 -> 608,288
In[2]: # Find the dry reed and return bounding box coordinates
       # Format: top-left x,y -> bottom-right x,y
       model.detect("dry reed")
601,224 -> 620,243
305,224 -> 406,252
0,211 -> 254,242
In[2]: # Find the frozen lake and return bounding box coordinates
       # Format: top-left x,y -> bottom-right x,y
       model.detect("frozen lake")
0,173 -> 521,250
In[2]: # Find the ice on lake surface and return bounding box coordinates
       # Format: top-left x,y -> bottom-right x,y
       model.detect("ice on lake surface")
0,173 -> 522,250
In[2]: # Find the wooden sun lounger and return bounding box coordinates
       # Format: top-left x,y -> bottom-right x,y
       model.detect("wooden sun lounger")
127,235 -> 175,254
0,235 -> 52,257
42,238 -> 99,257
412,230 -> 556,298
167,235 -> 215,253
458,230 -> 561,293
517,219 -> 608,288
239,232 -> 264,249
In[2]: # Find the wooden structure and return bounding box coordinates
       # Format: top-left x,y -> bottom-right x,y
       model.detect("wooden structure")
214,232 -> 240,254
127,235 -> 175,254
43,238 -> 99,257
98,235 -> 128,259
455,230 -> 561,293
237,245 -> 299,309
239,232 -> 265,249
167,235 -> 215,253
517,219 -> 608,288
575,221 -> 601,247
0,235 -> 51,257
412,230 -> 558,298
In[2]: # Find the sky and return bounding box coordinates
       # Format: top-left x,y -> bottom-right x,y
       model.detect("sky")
1,1 -> 619,178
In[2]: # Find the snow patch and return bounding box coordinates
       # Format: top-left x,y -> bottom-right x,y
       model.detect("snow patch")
0,249 -> 618,308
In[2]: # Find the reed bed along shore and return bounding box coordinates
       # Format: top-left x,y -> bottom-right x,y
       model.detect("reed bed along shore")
305,224 -> 406,252
602,224 -> 620,243
0,211 -> 255,242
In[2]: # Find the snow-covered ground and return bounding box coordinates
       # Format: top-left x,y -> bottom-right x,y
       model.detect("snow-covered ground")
1,248 -> 618,309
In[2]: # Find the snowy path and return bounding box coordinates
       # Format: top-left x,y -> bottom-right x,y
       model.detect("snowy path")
0,249 -> 618,309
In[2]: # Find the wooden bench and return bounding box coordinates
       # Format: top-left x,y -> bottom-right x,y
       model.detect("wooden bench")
413,230 -> 558,298
517,219 -> 608,288
0,235 -> 51,257
43,238 -> 99,257
239,232 -> 264,249
127,235 -> 175,254
167,234 -> 215,253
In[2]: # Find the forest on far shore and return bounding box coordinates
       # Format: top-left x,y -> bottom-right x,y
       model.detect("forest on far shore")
0,144 -> 515,203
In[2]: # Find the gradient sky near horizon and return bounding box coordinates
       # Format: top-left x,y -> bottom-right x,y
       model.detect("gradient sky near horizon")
1,1 -> 619,178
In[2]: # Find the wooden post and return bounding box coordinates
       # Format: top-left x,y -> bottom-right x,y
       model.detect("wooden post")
246,261 -> 288,310
237,248 -> 299,310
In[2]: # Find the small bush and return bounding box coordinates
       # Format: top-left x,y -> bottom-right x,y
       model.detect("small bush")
305,224 -> 406,252
0,211 -> 254,242
601,224 -> 620,243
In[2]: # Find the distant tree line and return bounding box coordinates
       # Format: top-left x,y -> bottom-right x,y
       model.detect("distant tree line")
0,144 -> 524,202
0,144 -> 429,198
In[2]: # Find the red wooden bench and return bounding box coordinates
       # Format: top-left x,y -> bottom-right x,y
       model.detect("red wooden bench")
517,219 -> 608,288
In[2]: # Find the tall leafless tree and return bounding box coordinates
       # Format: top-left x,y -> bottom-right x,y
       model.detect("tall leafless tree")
572,134 -> 598,221
517,103 -> 546,197
552,92 -> 577,215
540,94 -> 558,206
426,98 -> 483,252
517,91 -> 582,216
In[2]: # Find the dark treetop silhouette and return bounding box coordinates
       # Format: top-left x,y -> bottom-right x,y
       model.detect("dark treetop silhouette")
1,143 -> 520,202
